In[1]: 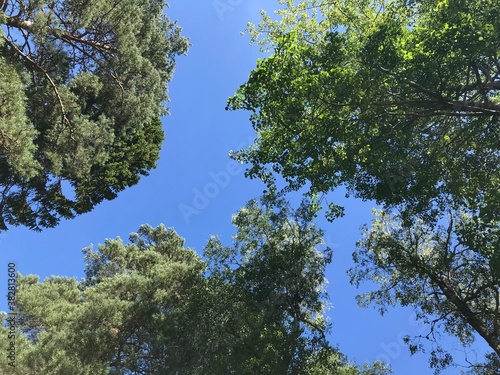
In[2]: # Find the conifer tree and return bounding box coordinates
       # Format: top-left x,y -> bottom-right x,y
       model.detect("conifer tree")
0,0 -> 188,230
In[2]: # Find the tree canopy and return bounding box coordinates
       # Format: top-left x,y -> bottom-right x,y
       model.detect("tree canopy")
227,0 -> 500,371
227,0 -> 500,224
0,0 -> 188,230
349,208 -> 500,373
0,198 -> 390,374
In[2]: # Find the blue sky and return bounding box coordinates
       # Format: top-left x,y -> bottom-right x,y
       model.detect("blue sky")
0,1 -> 489,374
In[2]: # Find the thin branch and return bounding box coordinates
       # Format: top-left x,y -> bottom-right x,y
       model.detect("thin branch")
5,16 -> 116,53
375,98 -> 500,116
379,66 -> 445,100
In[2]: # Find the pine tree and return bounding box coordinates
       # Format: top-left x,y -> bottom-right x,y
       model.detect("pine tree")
0,0 -> 188,230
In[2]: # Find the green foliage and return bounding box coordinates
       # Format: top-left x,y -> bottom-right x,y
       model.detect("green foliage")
349,208 -> 500,373
203,197 -> 334,373
5,224 -> 206,374
2,199 -> 388,374
464,352 -> 500,375
229,5 -> 500,370
227,0 -> 500,224
0,55 -> 39,180
0,0 -> 189,230
304,349 -> 392,375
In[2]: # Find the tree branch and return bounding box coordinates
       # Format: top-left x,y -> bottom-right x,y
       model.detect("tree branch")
375,99 -> 500,116
3,36 -> 75,141
5,16 -> 116,54
433,274 -> 500,357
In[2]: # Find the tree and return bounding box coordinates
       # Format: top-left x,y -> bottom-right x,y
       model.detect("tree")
2,199 -> 389,374
203,197 -> 334,374
227,1 -> 500,371
349,208 -> 500,373
0,0 -> 189,230
227,0 -> 500,224
3,224 -> 206,374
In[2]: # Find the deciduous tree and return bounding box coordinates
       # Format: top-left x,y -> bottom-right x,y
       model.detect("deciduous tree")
227,0 -> 500,225
349,208 -> 500,373
227,1 -> 500,371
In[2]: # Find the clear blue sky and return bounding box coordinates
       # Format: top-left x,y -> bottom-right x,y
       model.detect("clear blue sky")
0,1 -> 488,374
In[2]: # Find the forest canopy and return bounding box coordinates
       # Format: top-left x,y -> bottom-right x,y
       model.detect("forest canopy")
0,0 -> 188,230
227,0 -> 500,225
0,199 -> 390,375
227,0 -> 500,372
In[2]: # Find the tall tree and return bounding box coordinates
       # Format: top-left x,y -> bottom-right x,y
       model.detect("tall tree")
1,199 -> 389,374
349,208 -> 500,373
227,0 -> 500,224
0,0 -> 189,230
203,197 -> 389,375
203,197 -> 334,374
227,1 -> 500,371
3,224 -> 206,374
